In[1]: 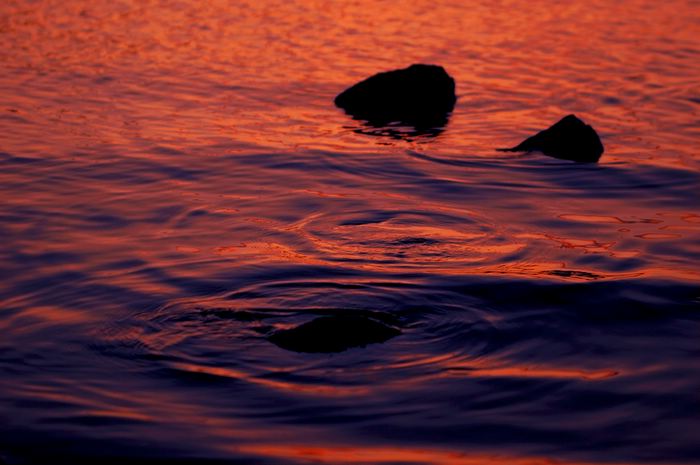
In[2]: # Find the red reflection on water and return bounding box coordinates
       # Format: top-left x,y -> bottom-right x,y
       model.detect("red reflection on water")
238,444 -> 646,465
445,363 -> 619,381
384,353 -> 621,382
169,362 -> 371,396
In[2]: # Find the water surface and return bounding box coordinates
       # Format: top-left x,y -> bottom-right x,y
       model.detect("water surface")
1,0 -> 699,463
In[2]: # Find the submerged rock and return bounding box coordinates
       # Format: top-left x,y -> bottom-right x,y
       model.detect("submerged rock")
334,64 -> 456,137
268,315 -> 401,353
498,114 -> 604,163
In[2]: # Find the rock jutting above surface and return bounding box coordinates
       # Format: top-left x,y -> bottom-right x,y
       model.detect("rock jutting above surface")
268,314 -> 401,353
498,114 -> 604,163
334,64 -> 456,137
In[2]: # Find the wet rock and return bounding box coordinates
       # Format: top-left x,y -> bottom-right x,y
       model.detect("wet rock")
268,315 -> 401,353
498,114 -> 604,163
334,64 -> 456,138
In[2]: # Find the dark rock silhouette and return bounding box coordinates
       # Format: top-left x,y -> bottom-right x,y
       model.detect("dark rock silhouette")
334,64 -> 456,139
498,114 -> 604,162
268,315 -> 401,353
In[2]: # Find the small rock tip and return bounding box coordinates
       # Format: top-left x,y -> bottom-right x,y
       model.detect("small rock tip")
497,114 -> 604,163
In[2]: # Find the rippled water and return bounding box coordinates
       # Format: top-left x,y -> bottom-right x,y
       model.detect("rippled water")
1,0 -> 699,463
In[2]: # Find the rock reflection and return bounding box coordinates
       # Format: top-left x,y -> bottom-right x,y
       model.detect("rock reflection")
348,120 -> 451,141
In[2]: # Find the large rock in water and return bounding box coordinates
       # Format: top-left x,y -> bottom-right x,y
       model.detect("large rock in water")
334,64 -> 456,133
268,315 -> 401,353
498,114 -> 604,163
